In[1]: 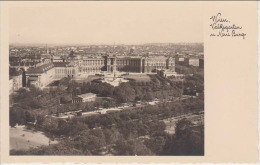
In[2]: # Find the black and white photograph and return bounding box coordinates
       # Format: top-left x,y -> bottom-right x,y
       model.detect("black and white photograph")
8,1 -> 204,156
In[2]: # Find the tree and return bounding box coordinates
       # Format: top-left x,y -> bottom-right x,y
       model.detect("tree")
10,106 -> 26,126
143,92 -> 153,101
103,128 -> 122,145
114,139 -> 154,155
144,136 -> 166,154
41,117 -> 59,135
72,129 -> 106,154
175,118 -> 192,139
113,83 -> 136,103
60,95 -> 72,104
162,118 -> 204,156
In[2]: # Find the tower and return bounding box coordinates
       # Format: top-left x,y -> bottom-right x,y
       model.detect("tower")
46,44 -> 49,54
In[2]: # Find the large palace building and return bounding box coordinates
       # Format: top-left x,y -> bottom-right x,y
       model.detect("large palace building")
23,54 -> 175,88
79,56 -> 106,73
105,55 -> 175,73
78,54 -> 175,74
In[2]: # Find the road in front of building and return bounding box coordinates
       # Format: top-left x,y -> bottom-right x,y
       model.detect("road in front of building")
163,112 -> 204,135
50,95 -> 198,119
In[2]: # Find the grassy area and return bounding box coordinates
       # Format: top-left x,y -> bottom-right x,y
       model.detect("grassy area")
74,73 -> 151,83
10,126 -> 57,151
123,74 -> 151,82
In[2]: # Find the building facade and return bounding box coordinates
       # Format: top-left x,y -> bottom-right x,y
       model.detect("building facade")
143,56 -> 175,73
188,57 -> 200,67
26,62 -> 55,88
157,70 -> 185,81
105,55 -> 175,73
53,62 -> 79,79
72,93 -> 96,103
9,68 -> 24,94
175,56 -> 203,68
11,74 -> 23,91
24,54 -> 176,88
78,57 -> 105,73
9,78 -> 14,94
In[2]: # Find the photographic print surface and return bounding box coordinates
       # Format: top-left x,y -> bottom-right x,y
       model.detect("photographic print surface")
9,1 -> 204,156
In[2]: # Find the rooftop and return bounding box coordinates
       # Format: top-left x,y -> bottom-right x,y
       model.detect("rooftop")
76,93 -> 96,99
53,62 -> 70,67
26,62 -> 54,74
10,62 -> 39,67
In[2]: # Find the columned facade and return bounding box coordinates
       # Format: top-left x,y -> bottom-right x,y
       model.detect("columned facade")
25,55 -> 175,88
102,55 -> 174,73
79,57 -> 105,74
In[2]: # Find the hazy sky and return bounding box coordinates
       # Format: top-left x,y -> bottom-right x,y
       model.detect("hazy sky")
9,2 -> 203,45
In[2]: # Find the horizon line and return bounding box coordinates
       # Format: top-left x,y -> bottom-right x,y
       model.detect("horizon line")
10,42 -> 204,46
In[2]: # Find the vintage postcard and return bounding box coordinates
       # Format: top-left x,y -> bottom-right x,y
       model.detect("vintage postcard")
0,1 -> 258,164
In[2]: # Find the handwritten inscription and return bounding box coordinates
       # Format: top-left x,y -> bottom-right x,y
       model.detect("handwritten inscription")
210,13 -> 246,39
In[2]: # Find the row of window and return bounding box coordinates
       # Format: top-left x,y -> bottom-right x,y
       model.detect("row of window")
80,67 -> 102,72
81,60 -> 105,65
114,60 -> 140,66
55,69 -> 75,74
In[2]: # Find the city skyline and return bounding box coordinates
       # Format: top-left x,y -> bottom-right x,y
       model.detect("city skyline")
10,42 -> 204,47
9,1 -> 203,45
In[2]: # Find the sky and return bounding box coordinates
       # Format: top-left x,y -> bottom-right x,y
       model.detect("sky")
9,1 -> 203,45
